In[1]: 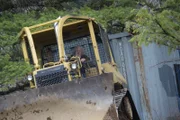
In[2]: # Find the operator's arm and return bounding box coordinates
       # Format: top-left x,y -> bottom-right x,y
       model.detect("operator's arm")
81,55 -> 90,62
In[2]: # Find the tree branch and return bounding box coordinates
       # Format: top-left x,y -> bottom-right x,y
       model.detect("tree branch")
155,17 -> 180,43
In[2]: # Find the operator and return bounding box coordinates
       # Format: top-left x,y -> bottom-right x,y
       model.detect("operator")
74,46 -> 90,77
46,47 -> 54,63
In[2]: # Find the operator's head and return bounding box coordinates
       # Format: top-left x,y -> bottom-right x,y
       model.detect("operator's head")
75,46 -> 84,57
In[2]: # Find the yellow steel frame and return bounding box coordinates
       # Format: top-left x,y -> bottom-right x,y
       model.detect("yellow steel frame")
21,37 -> 29,63
88,21 -> 102,74
24,27 -> 40,69
19,15 -> 103,74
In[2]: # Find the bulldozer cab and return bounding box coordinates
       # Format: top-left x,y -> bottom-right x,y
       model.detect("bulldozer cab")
19,15 -> 118,88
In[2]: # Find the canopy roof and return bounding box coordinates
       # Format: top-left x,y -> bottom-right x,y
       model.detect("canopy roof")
19,16 -> 99,42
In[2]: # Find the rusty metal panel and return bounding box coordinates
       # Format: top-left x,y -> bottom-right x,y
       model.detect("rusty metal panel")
141,43 -> 180,120
133,45 -> 152,120
110,38 -> 127,80
109,32 -> 180,119
121,37 -> 144,119
109,33 -> 145,120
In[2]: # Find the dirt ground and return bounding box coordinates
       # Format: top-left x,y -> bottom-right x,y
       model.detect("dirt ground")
0,97 -> 113,120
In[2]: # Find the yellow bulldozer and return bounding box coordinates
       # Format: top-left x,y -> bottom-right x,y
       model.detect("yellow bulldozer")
0,15 -> 139,120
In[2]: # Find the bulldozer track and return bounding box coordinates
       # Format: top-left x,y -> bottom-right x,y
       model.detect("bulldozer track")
113,88 -> 127,109
113,88 -> 133,120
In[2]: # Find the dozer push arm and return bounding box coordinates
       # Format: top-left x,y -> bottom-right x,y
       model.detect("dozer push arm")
102,63 -> 127,84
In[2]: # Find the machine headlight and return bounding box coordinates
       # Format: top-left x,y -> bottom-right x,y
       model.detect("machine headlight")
71,63 -> 77,70
27,75 -> 33,81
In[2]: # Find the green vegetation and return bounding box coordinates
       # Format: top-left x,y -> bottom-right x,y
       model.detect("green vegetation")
0,0 -> 180,91
126,0 -> 180,52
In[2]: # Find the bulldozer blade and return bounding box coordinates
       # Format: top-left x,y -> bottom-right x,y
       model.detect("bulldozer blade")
0,73 -> 119,120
